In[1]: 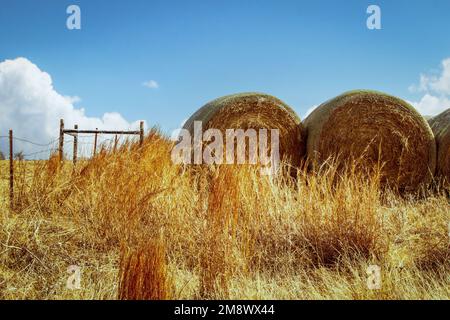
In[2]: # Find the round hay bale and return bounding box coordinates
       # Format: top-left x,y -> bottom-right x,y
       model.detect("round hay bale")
303,90 -> 436,191
428,109 -> 450,181
183,92 -> 306,169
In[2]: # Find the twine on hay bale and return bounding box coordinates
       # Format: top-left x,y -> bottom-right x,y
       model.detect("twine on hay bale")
303,90 -> 436,191
428,109 -> 450,181
183,92 -> 307,169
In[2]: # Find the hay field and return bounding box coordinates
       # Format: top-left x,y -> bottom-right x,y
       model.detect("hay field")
0,130 -> 449,300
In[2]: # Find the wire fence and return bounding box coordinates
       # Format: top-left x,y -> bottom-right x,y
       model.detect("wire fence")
0,134 -> 128,183
1,120 -> 145,210
0,134 -> 137,161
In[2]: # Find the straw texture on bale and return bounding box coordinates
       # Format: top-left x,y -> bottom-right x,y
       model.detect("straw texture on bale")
428,109 -> 450,181
183,93 -> 306,168
303,90 -> 436,191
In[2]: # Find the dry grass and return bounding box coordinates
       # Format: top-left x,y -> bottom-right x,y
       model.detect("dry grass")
118,239 -> 172,300
0,129 -> 448,300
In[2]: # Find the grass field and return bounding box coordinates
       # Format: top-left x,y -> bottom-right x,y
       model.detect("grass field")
0,130 -> 449,300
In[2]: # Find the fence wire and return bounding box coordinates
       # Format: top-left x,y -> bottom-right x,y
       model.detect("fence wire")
0,132 -> 134,161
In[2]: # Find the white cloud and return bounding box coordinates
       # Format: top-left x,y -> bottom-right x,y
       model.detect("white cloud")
0,57 -> 145,158
408,74 -> 430,93
142,80 -> 159,89
411,58 -> 450,95
408,58 -> 450,116
407,94 -> 450,116
63,95 -> 82,104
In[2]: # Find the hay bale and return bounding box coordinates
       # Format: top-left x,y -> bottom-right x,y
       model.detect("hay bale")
303,90 -> 436,191
428,109 -> 450,181
183,92 -> 306,168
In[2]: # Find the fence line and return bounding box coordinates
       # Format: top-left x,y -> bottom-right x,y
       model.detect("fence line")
0,136 -> 59,147
0,137 -> 88,161
59,119 -> 144,164
2,118 -> 145,210
0,134 -> 141,161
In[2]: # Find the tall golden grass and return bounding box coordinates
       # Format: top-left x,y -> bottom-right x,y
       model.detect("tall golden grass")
0,129 -> 448,299
118,239 -> 172,300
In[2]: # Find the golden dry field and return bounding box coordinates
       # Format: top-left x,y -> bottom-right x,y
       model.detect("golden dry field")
0,130 -> 449,300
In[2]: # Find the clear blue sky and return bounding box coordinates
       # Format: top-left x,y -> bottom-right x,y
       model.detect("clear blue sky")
1,0 -> 450,134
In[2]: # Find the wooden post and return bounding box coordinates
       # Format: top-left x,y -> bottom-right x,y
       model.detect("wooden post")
73,124 -> 78,165
139,121 -> 144,147
93,128 -> 98,156
59,119 -> 64,162
9,129 -> 13,209
113,135 -> 118,153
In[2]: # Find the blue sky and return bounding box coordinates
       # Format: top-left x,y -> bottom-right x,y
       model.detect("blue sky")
1,0 -> 450,137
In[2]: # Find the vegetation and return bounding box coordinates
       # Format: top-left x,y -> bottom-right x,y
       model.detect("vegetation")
0,130 -> 448,299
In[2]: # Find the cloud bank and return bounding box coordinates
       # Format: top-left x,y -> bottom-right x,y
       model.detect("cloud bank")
409,58 -> 450,116
0,57 -> 144,158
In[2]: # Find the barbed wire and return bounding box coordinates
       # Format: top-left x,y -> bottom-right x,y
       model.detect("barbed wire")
0,136 -> 59,147
0,132 -> 136,161
22,149 -> 55,158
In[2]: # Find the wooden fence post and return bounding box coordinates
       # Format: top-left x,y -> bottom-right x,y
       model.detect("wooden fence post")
93,128 -> 98,156
139,121 -> 144,147
113,135 -> 118,153
73,124 -> 78,165
9,129 -> 13,210
59,119 -> 64,162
